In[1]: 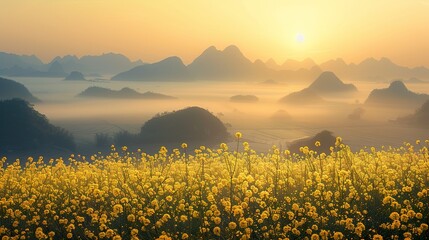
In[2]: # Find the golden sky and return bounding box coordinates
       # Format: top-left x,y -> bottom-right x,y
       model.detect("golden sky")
1,0 -> 428,67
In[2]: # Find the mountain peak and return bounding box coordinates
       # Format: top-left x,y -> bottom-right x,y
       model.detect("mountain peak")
313,71 -> 342,84
308,71 -> 357,94
388,80 -> 408,92
158,56 -> 184,65
223,45 -> 243,55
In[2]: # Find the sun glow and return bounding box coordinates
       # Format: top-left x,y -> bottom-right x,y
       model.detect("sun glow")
295,33 -> 305,43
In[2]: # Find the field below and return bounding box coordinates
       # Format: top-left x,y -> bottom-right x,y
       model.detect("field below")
1,137 -> 428,239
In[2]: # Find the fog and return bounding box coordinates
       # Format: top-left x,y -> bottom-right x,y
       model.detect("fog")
12,77 -> 429,154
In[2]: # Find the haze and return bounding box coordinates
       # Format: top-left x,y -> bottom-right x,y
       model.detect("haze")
1,0 -> 429,67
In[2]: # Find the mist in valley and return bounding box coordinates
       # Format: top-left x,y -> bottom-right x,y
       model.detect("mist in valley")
6,76 -> 428,158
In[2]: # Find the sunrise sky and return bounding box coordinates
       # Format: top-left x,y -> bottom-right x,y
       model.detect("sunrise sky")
1,0 -> 428,67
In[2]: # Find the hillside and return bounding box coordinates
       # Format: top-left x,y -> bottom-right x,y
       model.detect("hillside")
0,99 -> 75,152
279,89 -> 325,105
139,107 -> 229,144
0,77 -> 40,102
396,100 -> 429,127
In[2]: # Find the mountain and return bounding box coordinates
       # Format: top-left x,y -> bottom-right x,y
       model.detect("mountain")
279,71 -> 355,105
306,71 -> 357,96
188,45 -> 257,79
65,71 -> 86,81
111,56 -> 190,81
320,57 -> 429,81
288,130 -> 336,155
47,61 -> 67,77
113,107 -> 229,147
0,52 -> 44,70
279,89 -> 325,105
396,100 -> 429,128
0,99 -> 75,152
265,58 -> 280,70
52,53 -> 143,75
365,80 -> 429,107
77,86 -> 175,99
230,95 -> 259,102
0,77 -> 40,102
139,106 -> 229,144
0,58 -> 67,77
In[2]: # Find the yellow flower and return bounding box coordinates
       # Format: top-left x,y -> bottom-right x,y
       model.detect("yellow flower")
235,132 -> 242,139
213,226 -> 221,236
372,235 -> 383,240
239,219 -> 248,228
181,143 -> 188,149
228,222 -> 237,230
333,232 -> 343,240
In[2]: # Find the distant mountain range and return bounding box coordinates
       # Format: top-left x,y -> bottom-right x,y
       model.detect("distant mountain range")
319,57 -> 429,82
2,46 -> 429,81
112,45 -> 322,82
0,52 -> 142,77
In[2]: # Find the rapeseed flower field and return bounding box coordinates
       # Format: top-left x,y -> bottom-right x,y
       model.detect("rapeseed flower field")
0,134 -> 428,239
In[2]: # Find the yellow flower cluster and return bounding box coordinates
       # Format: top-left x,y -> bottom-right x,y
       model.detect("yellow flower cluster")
0,139 -> 428,239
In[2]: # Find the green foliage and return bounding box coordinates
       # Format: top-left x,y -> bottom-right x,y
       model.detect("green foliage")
0,99 -> 75,152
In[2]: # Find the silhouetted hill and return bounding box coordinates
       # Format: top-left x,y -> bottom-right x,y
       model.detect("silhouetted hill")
230,95 -> 259,103
114,107 -> 229,147
365,81 -> 429,107
288,130 -> 336,155
0,99 -> 75,153
52,53 -> 143,75
0,77 -> 40,102
396,100 -> 429,128
139,107 -> 229,144
111,56 -> 190,81
307,71 -> 357,95
279,89 -> 325,105
77,86 -> 175,99
65,71 -> 86,80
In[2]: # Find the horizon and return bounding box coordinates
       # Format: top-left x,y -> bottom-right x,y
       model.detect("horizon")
2,45 -> 429,69
1,1 -> 428,67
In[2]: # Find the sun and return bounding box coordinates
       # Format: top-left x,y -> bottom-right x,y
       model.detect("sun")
295,32 -> 305,43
